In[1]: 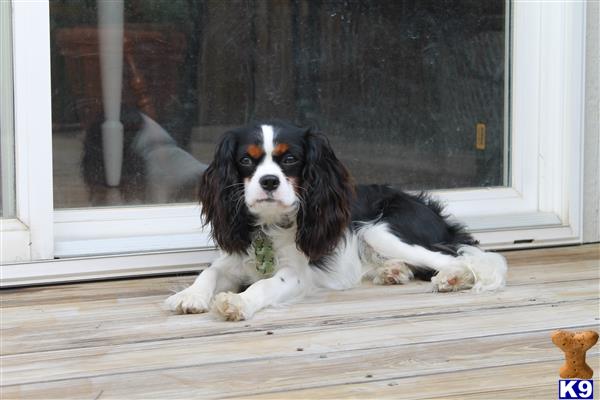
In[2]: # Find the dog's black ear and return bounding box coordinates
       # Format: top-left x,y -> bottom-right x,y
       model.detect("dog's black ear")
199,132 -> 254,253
296,130 -> 354,262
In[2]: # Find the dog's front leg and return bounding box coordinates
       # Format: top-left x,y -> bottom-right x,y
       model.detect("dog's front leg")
213,267 -> 306,321
165,254 -> 241,314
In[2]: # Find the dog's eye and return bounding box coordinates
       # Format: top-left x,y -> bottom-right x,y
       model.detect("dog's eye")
239,156 -> 253,166
282,154 -> 298,165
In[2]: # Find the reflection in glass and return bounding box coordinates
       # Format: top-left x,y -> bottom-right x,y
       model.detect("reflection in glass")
50,0 -> 508,209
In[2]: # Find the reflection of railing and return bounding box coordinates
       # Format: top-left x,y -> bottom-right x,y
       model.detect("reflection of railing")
98,0 -> 124,186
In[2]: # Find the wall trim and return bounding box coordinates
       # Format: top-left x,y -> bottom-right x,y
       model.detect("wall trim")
583,0 -> 600,243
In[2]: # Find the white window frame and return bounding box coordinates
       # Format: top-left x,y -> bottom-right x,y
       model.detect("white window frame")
0,0 -> 587,286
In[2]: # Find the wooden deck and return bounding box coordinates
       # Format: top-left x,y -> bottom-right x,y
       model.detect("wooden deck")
1,244 -> 599,399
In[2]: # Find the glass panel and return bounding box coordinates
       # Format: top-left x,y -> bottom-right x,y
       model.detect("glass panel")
1,0 -> 15,218
50,0 -> 509,208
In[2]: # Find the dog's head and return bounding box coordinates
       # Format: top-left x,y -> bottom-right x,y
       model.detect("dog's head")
199,120 -> 354,262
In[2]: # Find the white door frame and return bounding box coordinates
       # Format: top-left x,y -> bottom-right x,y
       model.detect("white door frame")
451,0 -> 586,249
0,0 -> 589,286
0,0 -> 54,263
583,0 -> 600,244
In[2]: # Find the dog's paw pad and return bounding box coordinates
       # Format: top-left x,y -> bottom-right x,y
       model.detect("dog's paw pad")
373,261 -> 413,285
212,292 -> 249,321
165,290 -> 210,314
431,270 -> 474,292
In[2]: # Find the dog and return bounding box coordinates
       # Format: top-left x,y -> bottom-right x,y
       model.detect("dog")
166,120 -> 507,321
82,109 -> 207,204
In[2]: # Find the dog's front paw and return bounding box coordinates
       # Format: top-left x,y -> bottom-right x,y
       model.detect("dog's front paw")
165,289 -> 210,314
431,269 -> 475,292
212,292 -> 252,321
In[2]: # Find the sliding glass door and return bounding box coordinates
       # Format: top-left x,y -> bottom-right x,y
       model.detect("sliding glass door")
48,0 -> 512,255
1,0 -> 586,285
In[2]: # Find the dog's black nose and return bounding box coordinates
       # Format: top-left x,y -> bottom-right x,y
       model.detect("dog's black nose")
259,175 -> 280,192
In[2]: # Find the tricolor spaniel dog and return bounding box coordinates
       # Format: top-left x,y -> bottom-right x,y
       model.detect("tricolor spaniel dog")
166,120 -> 507,321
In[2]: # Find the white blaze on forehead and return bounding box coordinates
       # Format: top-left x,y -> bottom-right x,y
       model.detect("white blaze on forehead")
260,125 -> 275,160
245,124 -> 298,216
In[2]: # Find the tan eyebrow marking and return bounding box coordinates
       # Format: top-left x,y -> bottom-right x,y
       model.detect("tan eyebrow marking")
247,144 -> 264,159
273,143 -> 289,156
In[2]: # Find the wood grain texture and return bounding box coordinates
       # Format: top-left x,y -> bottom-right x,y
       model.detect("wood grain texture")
1,244 -> 599,399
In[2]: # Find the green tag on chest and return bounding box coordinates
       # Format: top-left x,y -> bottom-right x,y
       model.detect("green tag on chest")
254,231 -> 275,276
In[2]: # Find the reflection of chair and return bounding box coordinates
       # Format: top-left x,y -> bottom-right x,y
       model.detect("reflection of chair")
124,48 -> 156,120
55,22 -> 186,186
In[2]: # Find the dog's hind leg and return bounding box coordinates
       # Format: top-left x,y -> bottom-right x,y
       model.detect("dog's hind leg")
371,259 -> 414,285
360,223 -> 506,292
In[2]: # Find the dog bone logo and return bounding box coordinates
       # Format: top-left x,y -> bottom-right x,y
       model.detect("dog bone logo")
551,330 -> 599,379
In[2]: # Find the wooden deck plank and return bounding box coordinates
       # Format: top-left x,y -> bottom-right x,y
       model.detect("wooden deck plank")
501,243 -> 599,266
3,274 -> 597,329
3,352 -> 598,399
1,298 -> 597,387
1,244 -> 597,310
2,277 -> 598,355
0,275 -> 195,308
1,256 -> 597,310
237,360 -> 600,400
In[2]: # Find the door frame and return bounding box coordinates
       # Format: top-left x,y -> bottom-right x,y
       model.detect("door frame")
1,0 -> 53,264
